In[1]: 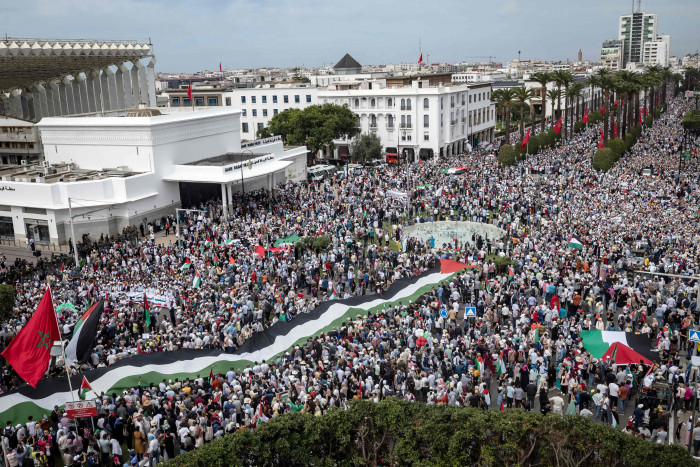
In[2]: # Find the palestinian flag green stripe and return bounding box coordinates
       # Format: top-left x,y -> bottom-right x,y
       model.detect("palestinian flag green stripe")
0,260 -> 467,422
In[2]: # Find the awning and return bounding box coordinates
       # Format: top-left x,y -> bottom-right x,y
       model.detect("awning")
163,160 -> 292,184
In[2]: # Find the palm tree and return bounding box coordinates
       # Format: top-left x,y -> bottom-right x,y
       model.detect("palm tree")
531,72 -> 552,135
492,88 -> 517,145
553,70 -> 574,141
683,67 -> 700,91
615,70 -> 639,136
546,89 -> 561,133
513,86 -> 535,141
566,82 -> 585,124
671,72 -> 684,96
586,75 -> 600,113
594,69 -> 615,144
644,66 -> 663,117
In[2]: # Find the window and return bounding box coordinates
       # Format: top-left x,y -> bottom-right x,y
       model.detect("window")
252,109 -> 257,116
208,97 -> 218,106
263,109 -> 268,117
424,133 -> 430,141
242,109 -> 247,116
273,95 -> 278,103
284,95 -> 289,103
450,96 -> 455,108
424,115 -> 429,128
195,97 -> 204,106
242,123 -> 249,132
172,97 -> 180,107
406,99 -> 411,110
225,97 -> 231,106
262,96 -> 267,103
407,115 -> 412,128
306,95 -> 311,103
354,98 -> 360,108
241,96 -> 246,104
387,114 -> 394,128
440,98 -> 444,110
294,95 -> 300,103
251,96 -> 256,104
401,115 -> 406,127
370,114 -> 377,127
184,98 -> 191,106
423,98 -> 429,109
273,109 -> 278,115
469,95 -> 472,103
387,98 -> 393,107
257,123 -> 264,131
370,98 -> 376,107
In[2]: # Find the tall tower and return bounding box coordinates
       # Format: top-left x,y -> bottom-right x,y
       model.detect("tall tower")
577,49 -> 583,62
618,11 -> 658,67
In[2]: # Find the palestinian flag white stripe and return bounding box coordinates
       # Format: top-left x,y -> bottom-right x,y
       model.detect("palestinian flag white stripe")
0,260 -> 467,421
567,236 -> 583,249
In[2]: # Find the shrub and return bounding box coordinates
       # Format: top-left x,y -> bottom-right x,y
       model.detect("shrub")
682,111 -> 700,131
573,121 -> 585,133
624,132 -> 636,150
589,110 -> 603,124
164,399 -> 695,467
526,136 -> 540,155
608,138 -> 627,159
537,132 -> 551,149
593,148 -> 616,172
645,115 -> 654,127
499,144 -> 513,155
630,125 -> 642,140
497,149 -> 516,166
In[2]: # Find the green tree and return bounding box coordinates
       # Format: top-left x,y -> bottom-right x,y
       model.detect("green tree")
553,70 -> 574,141
566,81 -> 585,123
492,89 -> 517,145
0,284 -> 14,324
350,133 -> 382,163
593,147 -> 616,171
259,104 -> 359,159
531,71 -> 552,135
513,86 -> 534,141
594,69 -> 616,145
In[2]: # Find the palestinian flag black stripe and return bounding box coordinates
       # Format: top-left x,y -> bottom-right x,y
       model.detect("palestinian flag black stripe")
0,260 -> 466,422
64,300 -> 105,367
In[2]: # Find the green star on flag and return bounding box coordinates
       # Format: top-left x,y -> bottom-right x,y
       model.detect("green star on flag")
36,331 -> 51,350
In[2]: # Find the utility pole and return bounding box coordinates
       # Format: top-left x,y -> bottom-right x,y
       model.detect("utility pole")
68,198 -> 79,270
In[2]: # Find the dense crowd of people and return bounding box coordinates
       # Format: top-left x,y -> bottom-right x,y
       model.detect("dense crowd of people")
0,94 -> 699,465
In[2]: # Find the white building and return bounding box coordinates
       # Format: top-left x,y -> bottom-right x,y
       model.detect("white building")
0,107 -> 306,246
600,38 -> 625,71
618,11 -> 667,67
318,79 -> 495,159
642,35 -> 670,67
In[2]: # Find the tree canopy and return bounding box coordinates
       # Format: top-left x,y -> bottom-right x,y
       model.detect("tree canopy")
164,399 -> 692,467
257,103 -> 359,154
350,133 -> 382,163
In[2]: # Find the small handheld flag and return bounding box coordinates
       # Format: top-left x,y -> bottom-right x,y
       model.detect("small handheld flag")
567,236 -> 583,249
79,376 -> 94,400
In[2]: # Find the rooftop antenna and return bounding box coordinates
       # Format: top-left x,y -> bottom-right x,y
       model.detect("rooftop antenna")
637,0 -> 642,12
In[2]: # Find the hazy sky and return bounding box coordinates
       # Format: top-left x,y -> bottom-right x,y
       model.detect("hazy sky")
5,0 -> 699,72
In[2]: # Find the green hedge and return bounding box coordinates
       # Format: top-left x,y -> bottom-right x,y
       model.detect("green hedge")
682,110 -> 700,131
645,115 -> 654,127
164,399 -> 694,467
624,132 -> 636,150
608,137 -> 627,159
497,148 -> 516,166
589,110 -> 603,124
574,121 -> 585,133
593,147 -> 617,171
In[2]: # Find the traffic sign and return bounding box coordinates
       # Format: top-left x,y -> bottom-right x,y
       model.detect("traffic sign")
689,330 -> 700,343
65,400 -> 97,419
440,308 -> 448,319
465,307 -> 476,318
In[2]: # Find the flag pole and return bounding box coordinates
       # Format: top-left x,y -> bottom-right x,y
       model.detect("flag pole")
49,285 -> 76,402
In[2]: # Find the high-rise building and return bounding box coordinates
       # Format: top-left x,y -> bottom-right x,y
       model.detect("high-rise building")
600,39 -> 625,71
618,12 -> 658,67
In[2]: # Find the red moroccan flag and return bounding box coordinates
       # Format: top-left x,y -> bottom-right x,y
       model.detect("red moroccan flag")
187,82 -> 192,100
614,122 -> 618,139
417,53 -> 423,64
553,117 -> 562,135
598,129 -> 604,149
520,129 -> 530,150
1,287 -> 60,387
601,105 -> 605,115
582,110 -> 589,124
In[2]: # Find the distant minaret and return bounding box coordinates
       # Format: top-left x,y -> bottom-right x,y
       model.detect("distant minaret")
578,49 -> 583,62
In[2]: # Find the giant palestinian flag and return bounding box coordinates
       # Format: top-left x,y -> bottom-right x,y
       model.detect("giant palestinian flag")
0,259 -> 468,421
580,330 -> 656,364
64,301 -> 105,367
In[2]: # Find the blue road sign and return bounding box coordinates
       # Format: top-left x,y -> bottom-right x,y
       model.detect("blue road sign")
440,308 -> 448,318
690,330 -> 700,343
465,307 -> 476,318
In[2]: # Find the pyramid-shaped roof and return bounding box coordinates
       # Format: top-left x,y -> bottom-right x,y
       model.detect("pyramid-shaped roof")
333,53 -> 361,70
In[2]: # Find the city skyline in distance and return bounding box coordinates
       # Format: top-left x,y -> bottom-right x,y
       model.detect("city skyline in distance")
4,0 -> 699,72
